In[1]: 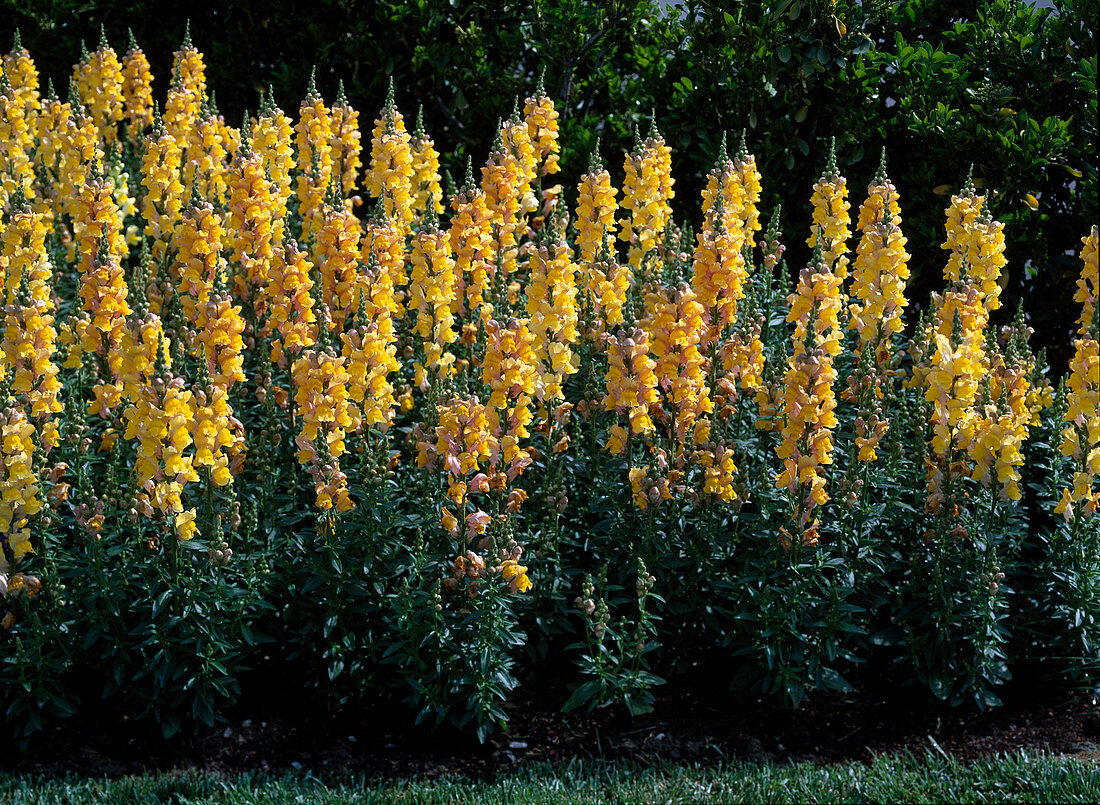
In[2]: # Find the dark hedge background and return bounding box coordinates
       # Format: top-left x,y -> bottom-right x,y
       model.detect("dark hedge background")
1,0 -> 1096,371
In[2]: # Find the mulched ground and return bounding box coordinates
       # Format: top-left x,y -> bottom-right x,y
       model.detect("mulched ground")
4,660 -> 1098,779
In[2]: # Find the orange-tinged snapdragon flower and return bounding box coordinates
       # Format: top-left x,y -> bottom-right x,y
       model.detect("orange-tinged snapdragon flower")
73,31 -> 124,142
409,218 -> 458,378
329,81 -> 362,196
1074,226 -> 1098,337
527,222 -> 580,402
849,158 -> 909,364
806,143 -> 851,279
449,167 -> 495,321
620,123 -> 674,273
775,248 -> 843,540
523,79 -> 560,177
121,31 -> 154,140
604,328 -> 659,439
409,107 -> 444,217
0,72 -> 34,204
942,179 -> 1006,325
366,84 -> 414,234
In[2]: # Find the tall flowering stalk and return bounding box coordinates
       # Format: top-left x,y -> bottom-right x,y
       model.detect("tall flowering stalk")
366,83 -> 414,235
775,246 -> 843,548
942,176 -> 1006,326
121,29 -> 154,141
482,317 -> 538,483
620,122 -> 674,275
604,328 -> 659,454
408,213 -> 458,380
2,31 -> 40,122
252,88 -> 295,226
73,30 -> 124,142
262,242 -> 317,367
526,218 -> 579,403
329,81 -> 362,196
295,70 -> 334,241
343,256 -> 400,431
846,156 -> 910,462
1056,227 -> 1099,521
449,164 -> 495,322
292,323 -> 358,513
481,121 -> 525,279
226,121 -> 277,304
409,106 -> 444,218
141,108 -> 185,262
575,145 -> 624,327
806,141 -> 851,279
922,276 -> 986,517
314,196 -> 363,329
523,77 -> 560,178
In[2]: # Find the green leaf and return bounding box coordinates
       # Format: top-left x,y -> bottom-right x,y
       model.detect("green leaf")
562,680 -> 600,713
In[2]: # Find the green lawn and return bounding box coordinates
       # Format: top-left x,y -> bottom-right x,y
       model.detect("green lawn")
1,751 -> 1097,804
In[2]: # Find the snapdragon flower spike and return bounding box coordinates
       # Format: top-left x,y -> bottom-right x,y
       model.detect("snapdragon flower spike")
523,72 -> 560,177
775,245 -> 843,545
1074,226 -> 1098,337
620,119 -> 675,274
734,131 -> 763,242
482,317 -> 537,480
296,70 -> 335,239
576,140 -> 620,297
482,121 -> 526,278
0,192 -> 52,303
253,87 -> 295,224
364,205 -> 406,320
604,327 -> 659,449
527,216 -> 580,402
195,269 -> 246,388
806,139 -> 851,279
366,79 -> 414,234
0,71 -> 34,205
3,30 -> 40,118
73,28 -> 124,142
172,21 -> 206,100
226,115 -> 277,304
341,257 -> 399,431
174,182 -> 225,324
314,194 -> 363,328
122,29 -> 154,140
140,104 -> 185,263
292,331 -> 357,513
79,234 -> 132,357
262,241 -> 318,366
643,279 -> 712,449
964,321 -> 1036,502
942,173 -> 1006,326
692,192 -> 748,345
0,394 -> 44,561
191,355 -> 239,487
1056,233 -> 1100,521
922,262 -> 987,515
849,152 -> 910,366
409,105 -> 444,218
408,213 -> 458,380
122,344 -> 201,535
449,159 -> 495,321
55,84 -> 102,226
2,268 -> 62,426
700,133 -> 743,235
33,80 -> 68,190
183,93 -> 230,204
329,80 -> 362,196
